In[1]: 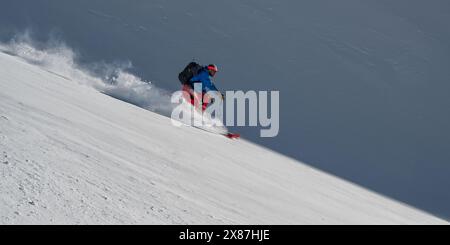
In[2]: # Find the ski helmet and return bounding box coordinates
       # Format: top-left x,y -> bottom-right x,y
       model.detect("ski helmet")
207,64 -> 218,72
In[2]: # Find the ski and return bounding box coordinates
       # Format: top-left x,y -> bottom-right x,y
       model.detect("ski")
187,124 -> 239,140
224,133 -> 240,139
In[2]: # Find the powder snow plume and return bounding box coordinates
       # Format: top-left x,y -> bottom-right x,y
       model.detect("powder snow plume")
0,32 -> 174,116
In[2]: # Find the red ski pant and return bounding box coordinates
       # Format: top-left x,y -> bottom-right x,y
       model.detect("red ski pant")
182,84 -> 210,111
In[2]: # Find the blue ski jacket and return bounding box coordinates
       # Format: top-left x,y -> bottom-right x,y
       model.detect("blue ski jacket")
189,68 -> 218,93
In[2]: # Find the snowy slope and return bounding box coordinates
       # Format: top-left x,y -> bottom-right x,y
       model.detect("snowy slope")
0,51 -> 446,224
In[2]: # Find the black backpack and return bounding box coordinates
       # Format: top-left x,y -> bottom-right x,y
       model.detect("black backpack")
178,62 -> 203,85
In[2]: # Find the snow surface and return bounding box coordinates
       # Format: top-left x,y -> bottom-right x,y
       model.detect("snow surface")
0,51 -> 446,224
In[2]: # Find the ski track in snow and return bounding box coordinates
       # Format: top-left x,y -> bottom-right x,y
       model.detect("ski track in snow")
0,51 -> 446,224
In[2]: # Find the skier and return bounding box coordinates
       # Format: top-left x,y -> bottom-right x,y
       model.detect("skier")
178,62 -> 240,139
181,64 -> 222,111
